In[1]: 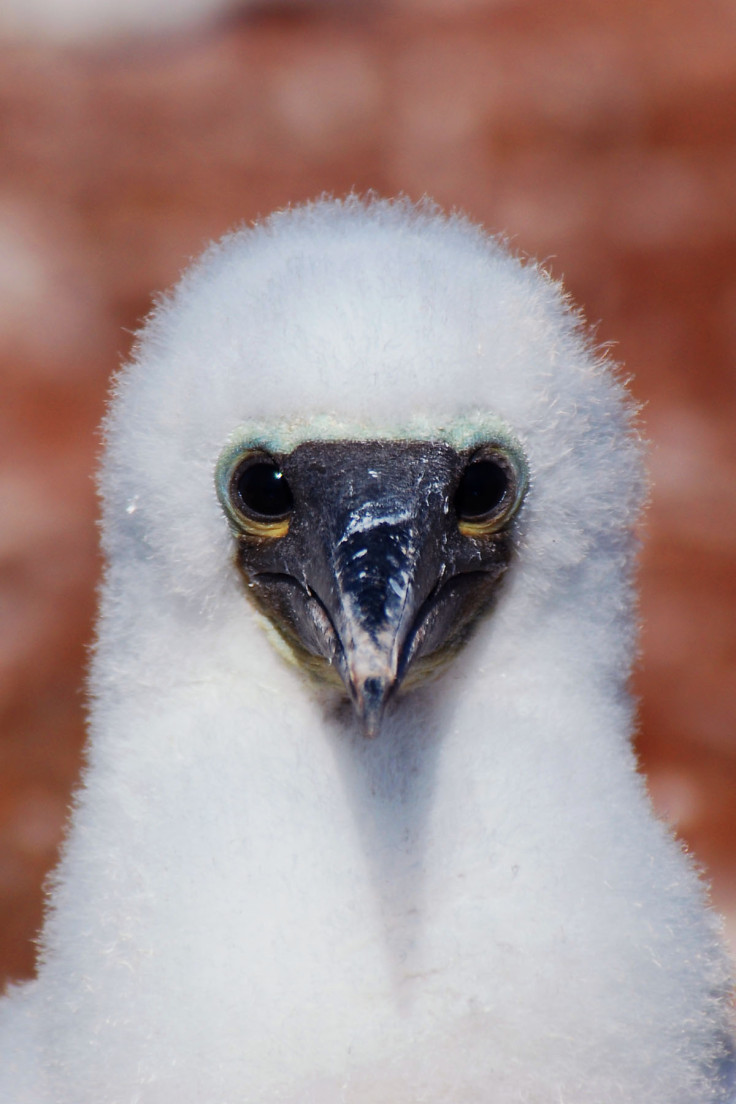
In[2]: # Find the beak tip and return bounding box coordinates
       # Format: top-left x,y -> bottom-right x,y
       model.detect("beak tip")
352,672 -> 394,739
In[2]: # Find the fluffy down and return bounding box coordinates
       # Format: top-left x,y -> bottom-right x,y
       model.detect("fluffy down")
0,195 -> 733,1103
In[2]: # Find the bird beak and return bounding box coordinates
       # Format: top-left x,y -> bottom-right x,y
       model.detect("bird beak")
316,518 -> 432,737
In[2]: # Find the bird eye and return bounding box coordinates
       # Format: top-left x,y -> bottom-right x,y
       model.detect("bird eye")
216,449 -> 293,538
454,449 -> 524,537
455,460 -> 508,518
233,457 -> 293,520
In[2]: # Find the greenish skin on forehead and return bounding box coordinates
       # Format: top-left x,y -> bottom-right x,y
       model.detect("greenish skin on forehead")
215,412 -> 530,516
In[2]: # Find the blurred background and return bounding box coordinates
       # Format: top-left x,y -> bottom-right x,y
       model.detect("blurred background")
0,0 -> 735,987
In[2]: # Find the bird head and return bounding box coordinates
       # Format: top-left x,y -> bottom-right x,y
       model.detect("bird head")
103,196 -> 644,737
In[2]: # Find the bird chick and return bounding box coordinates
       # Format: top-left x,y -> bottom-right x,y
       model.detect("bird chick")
0,195 -> 733,1104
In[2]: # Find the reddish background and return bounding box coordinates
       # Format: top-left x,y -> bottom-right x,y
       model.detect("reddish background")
0,0 -> 735,986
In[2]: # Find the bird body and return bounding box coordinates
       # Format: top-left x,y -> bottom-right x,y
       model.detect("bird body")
0,196 -> 733,1103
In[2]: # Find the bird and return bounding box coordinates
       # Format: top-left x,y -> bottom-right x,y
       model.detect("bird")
0,194 -> 733,1103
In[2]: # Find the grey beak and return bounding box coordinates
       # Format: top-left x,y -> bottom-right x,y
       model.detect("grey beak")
323,519 -> 428,737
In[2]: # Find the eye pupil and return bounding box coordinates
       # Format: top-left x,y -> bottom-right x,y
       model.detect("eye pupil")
234,460 -> 293,519
455,459 -> 509,520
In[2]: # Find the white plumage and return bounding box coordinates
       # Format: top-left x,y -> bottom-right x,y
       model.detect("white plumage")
0,195 -> 733,1103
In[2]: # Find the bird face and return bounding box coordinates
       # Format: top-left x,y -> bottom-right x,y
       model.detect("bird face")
216,437 -> 527,736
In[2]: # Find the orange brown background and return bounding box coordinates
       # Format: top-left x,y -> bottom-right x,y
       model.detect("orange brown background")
0,0 -> 735,986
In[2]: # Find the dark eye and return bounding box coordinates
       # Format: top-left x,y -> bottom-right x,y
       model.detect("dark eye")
455,459 -> 509,520
454,447 -> 527,538
232,456 -> 293,520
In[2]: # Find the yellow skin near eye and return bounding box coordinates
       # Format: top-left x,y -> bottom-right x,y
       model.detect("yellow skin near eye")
457,514 -> 508,538
235,513 -> 291,539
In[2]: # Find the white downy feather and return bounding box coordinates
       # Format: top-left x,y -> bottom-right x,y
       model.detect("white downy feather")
0,195 -> 733,1103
